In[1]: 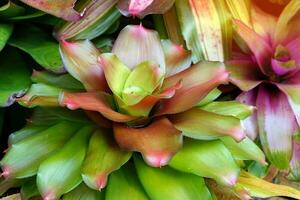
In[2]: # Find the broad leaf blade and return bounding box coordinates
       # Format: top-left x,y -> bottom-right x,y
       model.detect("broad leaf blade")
106,164 -> 149,200
37,126 -> 93,200
134,155 -> 214,200
169,139 -> 240,186
82,129 -> 131,190
0,47 -> 31,107
8,25 -> 63,73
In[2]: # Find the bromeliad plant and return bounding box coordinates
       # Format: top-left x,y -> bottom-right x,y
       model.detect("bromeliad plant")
1,0 -> 300,200
227,0 -> 300,177
1,23 -> 269,200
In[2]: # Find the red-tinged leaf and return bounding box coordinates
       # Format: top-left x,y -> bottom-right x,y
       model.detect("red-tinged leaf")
233,20 -> 273,75
237,90 -> 259,140
250,5 -> 277,44
113,117 -> 182,167
37,126 -> 93,200
111,25 -> 165,72
162,40 -> 192,77
59,40 -> 107,91
118,0 -> 175,18
256,85 -> 297,169
274,0 -> 300,45
170,108 -> 245,142
226,59 -> 263,92
81,129 -> 131,191
286,37 -> 300,67
156,61 -> 229,115
19,0 -> 83,21
61,92 -> 138,123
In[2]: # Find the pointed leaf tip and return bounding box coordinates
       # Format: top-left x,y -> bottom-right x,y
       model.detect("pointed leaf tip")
112,25 -> 165,73
59,40 -> 107,91
114,117 -> 182,167
118,0 -> 175,18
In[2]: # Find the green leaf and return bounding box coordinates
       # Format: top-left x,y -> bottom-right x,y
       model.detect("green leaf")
30,107 -> 90,126
220,136 -> 266,164
31,71 -> 84,91
122,61 -> 163,105
18,83 -> 63,108
134,155 -> 214,200
8,125 -> 48,145
37,126 -> 93,200
8,25 -> 63,73
63,183 -> 104,200
0,178 -> 23,196
200,101 -> 254,120
196,88 -> 222,107
1,122 -> 80,178
106,164 -> 150,200
171,108 -> 245,142
0,47 -> 31,107
55,0 -> 120,40
0,108 -> 4,137
0,23 -> 13,51
100,53 -> 131,96
82,129 -> 131,190
0,1 -> 26,19
169,139 -> 240,186
93,37 -> 114,53
21,178 -> 40,200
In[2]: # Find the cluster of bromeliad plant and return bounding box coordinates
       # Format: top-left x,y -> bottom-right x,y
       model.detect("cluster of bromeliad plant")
1,0 -> 300,199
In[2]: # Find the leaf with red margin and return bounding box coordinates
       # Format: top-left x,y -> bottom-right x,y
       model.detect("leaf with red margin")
61,92 -> 138,123
233,19 -> 273,75
226,59 -> 263,91
59,40 -> 107,92
155,61 -> 229,115
113,117 -> 182,167
118,0 -> 175,18
19,0 -> 83,21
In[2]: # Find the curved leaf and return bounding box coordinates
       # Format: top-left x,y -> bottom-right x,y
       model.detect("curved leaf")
8,25 -> 63,73
19,0 -> 83,21
134,155 -> 214,200
59,40 -> 107,91
171,108 -> 246,142
114,118 -> 182,167
169,139 -> 240,186
0,48 -> 31,107
82,129 -> 131,190
37,126 -> 93,200
1,122 -> 80,178
106,164 -> 149,200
